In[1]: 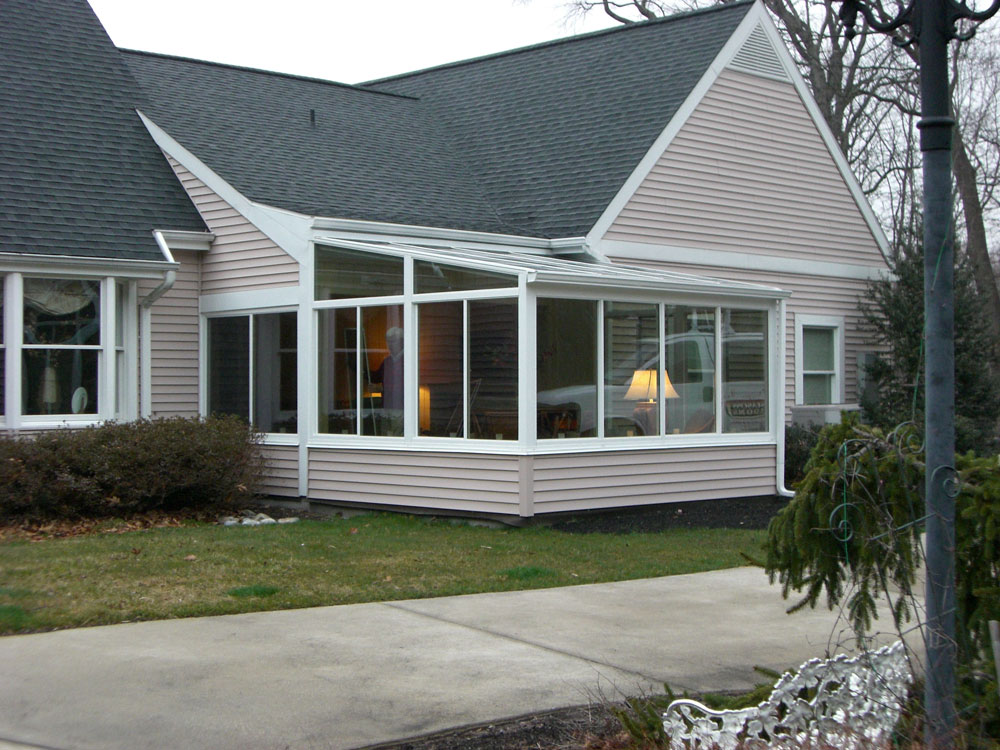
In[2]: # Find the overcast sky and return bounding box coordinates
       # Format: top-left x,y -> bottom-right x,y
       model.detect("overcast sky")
88,0 -> 618,84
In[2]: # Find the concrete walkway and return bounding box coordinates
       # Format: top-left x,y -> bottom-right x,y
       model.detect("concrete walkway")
0,567 -> 874,750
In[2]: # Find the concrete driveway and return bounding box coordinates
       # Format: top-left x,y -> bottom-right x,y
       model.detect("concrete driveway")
0,567 -> 881,750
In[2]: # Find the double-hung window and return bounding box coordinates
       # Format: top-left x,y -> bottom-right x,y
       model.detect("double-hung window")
795,315 -> 843,405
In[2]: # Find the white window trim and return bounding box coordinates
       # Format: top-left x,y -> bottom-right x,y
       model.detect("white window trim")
794,314 -> 845,406
3,272 -> 139,429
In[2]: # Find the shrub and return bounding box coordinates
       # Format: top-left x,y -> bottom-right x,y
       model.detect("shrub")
0,416 -> 263,521
784,423 -> 822,488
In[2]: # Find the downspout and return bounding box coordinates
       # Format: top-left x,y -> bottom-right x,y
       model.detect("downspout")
775,297 -> 795,498
142,230 -> 178,308
139,231 -> 178,418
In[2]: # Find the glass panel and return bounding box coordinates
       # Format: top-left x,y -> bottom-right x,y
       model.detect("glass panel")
414,261 -> 515,294
665,306 -> 716,434
361,305 -> 404,436
418,302 -> 463,437
23,278 -> 100,346
315,245 -> 403,300
22,349 -> 98,415
0,279 -> 4,346
803,327 -> 834,371
604,301 -> 658,437
469,299 -> 518,440
536,298 -> 598,439
803,374 -> 832,405
253,312 -> 297,433
722,309 -> 768,433
207,316 -> 249,420
318,307 -> 358,435
0,279 -> 4,416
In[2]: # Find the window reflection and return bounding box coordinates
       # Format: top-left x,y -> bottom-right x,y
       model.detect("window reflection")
722,309 -> 768,433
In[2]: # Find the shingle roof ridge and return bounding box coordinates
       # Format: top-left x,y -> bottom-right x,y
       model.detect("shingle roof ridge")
362,0 -> 754,86
120,49 -> 421,101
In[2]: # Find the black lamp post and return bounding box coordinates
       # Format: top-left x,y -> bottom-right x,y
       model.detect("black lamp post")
836,0 -> 999,746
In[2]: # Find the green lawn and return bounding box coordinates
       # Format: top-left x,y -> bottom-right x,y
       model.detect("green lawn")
0,513 -> 763,635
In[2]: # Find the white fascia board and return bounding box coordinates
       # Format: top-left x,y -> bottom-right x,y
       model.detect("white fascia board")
317,237 -> 535,278
137,111 -> 312,264
312,218 -> 591,258
0,252 -> 174,279
602,239 -> 892,281
585,3 -> 763,246
155,230 -> 215,252
751,6 -> 892,261
200,287 -> 300,315
531,273 -> 789,300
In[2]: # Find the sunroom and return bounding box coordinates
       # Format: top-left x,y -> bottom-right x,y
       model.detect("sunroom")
204,239 -> 791,517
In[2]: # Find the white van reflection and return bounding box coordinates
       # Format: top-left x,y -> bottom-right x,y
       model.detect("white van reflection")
537,329 -> 767,437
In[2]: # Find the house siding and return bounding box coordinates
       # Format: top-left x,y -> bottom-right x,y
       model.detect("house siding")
531,445 -> 776,514
166,156 -> 299,294
307,449 -> 522,515
138,250 -> 201,417
261,445 -> 299,498
604,69 -> 884,269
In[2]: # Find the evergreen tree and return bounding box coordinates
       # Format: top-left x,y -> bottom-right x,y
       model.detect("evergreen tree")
860,243 -> 1000,454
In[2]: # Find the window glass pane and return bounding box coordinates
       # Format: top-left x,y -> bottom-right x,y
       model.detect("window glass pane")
414,261 -> 516,294
803,373 -> 832,405
361,305 -> 405,437
207,316 -> 249,420
0,279 -> 4,346
604,301 -> 658,438
665,306 -> 716,434
722,309 -> 768,433
253,312 -> 297,433
803,327 -> 834,371
469,299 -> 518,440
537,298 -> 597,439
318,307 -> 358,434
22,349 -> 98,415
418,302 -> 464,437
23,278 -> 100,346
315,245 -> 403,300
0,279 -> 4,416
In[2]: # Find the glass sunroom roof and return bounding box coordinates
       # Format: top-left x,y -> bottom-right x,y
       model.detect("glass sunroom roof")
314,238 -> 790,299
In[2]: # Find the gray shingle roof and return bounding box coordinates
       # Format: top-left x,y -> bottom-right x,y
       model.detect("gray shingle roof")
366,2 -> 752,238
124,1 -> 752,239
0,0 -> 207,261
123,55 -> 512,234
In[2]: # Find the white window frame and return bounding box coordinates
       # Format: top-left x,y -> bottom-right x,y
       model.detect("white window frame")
301,239 -> 783,454
202,308 -> 299,444
794,314 -> 844,406
1,271 -> 138,429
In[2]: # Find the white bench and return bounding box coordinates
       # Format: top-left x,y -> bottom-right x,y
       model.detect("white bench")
662,640 -> 911,750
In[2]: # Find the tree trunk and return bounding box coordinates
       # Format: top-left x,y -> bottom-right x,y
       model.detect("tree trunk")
952,130 -> 1000,366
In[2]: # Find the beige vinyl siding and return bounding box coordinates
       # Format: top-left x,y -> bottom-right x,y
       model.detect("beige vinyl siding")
308,449 -> 521,515
604,70 -> 884,268
261,445 -> 299,498
166,156 -> 299,294
605,255 -> 876,415
531,446 -> 776,514
138,250 -> 201,417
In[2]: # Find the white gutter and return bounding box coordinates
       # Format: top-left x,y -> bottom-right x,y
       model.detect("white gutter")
776,297 -> 795,498
141,230 -> 178,308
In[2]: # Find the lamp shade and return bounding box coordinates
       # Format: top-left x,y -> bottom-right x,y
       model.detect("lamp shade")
625,369 -> 657,401
625,368 -> 680,401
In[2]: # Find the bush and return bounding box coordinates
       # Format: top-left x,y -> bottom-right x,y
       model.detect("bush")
0,416 -> 263,521
785,423 -> 822,488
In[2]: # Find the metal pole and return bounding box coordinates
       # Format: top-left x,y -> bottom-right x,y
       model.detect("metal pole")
917,0 -> 957,741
